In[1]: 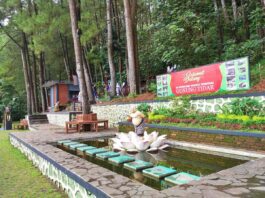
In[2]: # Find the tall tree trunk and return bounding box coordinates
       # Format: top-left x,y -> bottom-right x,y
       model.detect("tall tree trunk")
99,63 -> 104,83
106,0 -> 116,96
123,0 -> 137,94
21,33 -> 32,115
125,51 -> 130,87
39,52 -> 47,112
231,0 -> 238,42
130,0 -> 140,94
82,48 -> 96,103
59,32 -> 71,81
232,0 -> 237,22
113,0 -> 123,84
221,0 -> 229,23
23,35 -> 37,113
213,0 -> 224,59
32,51 -> 39,112
241,0 -> 250,40
68,0 -> 91,114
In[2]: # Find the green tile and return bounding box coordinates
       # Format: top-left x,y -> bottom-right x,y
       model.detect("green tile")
96,151 -> 120,160
165,172 -> 200,185
57,140 -> 72,144
143,166 -> 176,179
69,144 -> 87,150
85,148 -> 109,156
76,146 -> 96,152
62,142 -> 80,146
124,160 -> 153,171
109,155 -> 135,164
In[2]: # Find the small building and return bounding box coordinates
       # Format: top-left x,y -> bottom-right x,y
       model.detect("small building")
42,81 -> 79,109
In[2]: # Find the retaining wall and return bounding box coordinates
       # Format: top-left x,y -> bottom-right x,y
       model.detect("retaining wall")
118,122 -> 265,152
46,92 -> 265,127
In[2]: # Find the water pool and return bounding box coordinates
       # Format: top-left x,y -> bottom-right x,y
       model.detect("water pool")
57,138 -> 247,190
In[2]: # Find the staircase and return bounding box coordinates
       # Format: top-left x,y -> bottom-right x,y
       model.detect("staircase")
28,114 -> 49,125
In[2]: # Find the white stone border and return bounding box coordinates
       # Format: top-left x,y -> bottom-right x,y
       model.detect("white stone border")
9,136 -> 96,198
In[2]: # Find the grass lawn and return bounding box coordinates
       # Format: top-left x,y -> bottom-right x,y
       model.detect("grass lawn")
0,130 -> 67,198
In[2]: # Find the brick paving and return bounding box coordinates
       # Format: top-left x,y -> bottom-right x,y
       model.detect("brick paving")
10,124 -> 265,198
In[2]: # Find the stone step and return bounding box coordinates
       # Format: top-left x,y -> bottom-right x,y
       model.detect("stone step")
142,166 -> 177,180
164,172 -> 200,185
28,114 -> 49,125
28,114 -> 48,119
124,160 -> 153,171
85,148 -> 109,156
30,120 -> 49,124
108,155 -> 135,165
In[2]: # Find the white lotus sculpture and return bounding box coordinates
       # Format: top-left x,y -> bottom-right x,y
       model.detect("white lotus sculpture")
111,131 -> 169,152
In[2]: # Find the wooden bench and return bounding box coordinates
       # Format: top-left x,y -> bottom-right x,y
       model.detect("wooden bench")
77,119 -> 108,132
65,113 -> 108,133
65,120 -> 79,133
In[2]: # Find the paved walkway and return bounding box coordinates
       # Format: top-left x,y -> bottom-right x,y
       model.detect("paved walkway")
10,124 -> 265,198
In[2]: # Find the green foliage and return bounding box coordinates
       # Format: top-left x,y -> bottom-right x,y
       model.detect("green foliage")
128,93 -> 137,98
137,103 -> 151,117
220,98 -> 263,117
197,113 -> 216,122
217,114 -> 250,123
152,106 -> 171,117
148,113 -> 166,122
147,82 -> 157,94
1,0 -> 265,115
250,59 -> 265,86
171,96 -> 192,115
0,82 -> 26,121
216,114 -> 265,126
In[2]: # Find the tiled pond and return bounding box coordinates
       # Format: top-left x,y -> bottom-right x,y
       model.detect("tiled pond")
56,138 -> 247,191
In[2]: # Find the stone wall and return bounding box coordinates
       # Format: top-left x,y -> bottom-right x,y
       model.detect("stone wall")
46,92 -> 265,127
119,123 -> 265,151
91,101 -> 171,127
46,112 -> 69,127
191,95 -> 265,113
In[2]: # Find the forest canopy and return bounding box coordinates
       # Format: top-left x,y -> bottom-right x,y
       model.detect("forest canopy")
0,0 -> 264,120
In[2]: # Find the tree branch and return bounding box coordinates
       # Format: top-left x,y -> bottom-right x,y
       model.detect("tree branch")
0,39 -> 12,52
0,24 -> 23,49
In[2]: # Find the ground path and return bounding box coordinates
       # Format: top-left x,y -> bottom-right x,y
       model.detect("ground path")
8,124 -> 265,197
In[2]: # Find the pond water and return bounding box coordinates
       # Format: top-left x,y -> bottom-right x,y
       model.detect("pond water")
57,138 -> 247,190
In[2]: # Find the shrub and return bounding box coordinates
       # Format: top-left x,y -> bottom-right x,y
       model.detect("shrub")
128,93 -> 137,98
217,114 -> 251,123
148,113 -> 166,122
137,103 -> 151,117
147,82 -> 157,93
152,106 -> 171,116
220,98 -> 263,117
252,116 -> 265,121
198,113 -> 217,122
170,96 -> 192,116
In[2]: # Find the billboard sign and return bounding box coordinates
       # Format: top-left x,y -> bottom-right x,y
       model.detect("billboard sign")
156,57 -> 250,97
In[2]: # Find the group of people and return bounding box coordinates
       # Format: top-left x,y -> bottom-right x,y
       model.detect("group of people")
73,81 -> 129,103
103,81 -> 130,97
